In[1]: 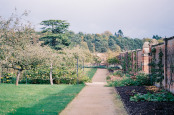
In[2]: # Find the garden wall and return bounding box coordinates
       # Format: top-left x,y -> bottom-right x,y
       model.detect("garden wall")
118,36 -> 174,94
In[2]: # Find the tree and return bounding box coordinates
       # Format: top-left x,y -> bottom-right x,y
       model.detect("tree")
40,34 -> 70,50
108,38 -> 117,51
40,20 -> 69,34
107,57 -> 119,66
0,11 -> 47,86
152,35 -> 162,40
40,20 -> 71,50
102,31 -> 113,37
118,29 -> 124,37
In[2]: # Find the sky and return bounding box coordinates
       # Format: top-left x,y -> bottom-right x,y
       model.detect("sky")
0,0 -> 174,38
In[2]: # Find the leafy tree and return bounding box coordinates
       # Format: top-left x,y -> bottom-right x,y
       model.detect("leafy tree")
40,34 -> 70,50
152,35 -> 162,40
107,57 -> 119,65
40,20 -> 69,34
0,12 -> 46,86
118,29 -> 124,37
108,38 -> 117,51
40,20 -> 71,50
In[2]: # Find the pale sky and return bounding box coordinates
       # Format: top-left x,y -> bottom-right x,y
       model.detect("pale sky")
0,0 -> 174,38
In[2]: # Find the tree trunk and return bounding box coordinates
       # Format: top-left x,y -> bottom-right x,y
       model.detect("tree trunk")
0,71 -> 1,84
0,66 -> 3,84
50,63 -> 53,85
16,70 -> 21,86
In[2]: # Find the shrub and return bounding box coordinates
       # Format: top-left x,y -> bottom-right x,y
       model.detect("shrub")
130,92 -> 174,102
110,73 -> 151,87
112,77 -> 135,87
20,67 -> 90,84
113,70 -> 124,77
135,73 -> 151,86
106,76 -> 111,80
1,72 -> 16,84
125,74 -> 131,78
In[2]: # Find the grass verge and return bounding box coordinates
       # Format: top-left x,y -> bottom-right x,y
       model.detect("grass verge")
0,67 -> 97,115
0,84 -> 84,115
85,68 -> 97,80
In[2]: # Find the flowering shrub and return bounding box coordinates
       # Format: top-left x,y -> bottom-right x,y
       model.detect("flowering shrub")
20,67 -> 90,84
1,72 -> 16,83
109,73 -> 151,87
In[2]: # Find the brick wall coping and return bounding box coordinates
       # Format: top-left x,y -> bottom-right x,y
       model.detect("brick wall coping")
151,42 -> 164,47
164,36 -> 174,41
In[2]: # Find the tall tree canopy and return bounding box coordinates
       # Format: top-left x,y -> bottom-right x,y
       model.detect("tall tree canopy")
40,20 -> 69,34
40,20 -> 70,50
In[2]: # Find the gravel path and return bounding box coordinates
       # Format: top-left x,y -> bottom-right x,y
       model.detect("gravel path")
60,69 -> 126,115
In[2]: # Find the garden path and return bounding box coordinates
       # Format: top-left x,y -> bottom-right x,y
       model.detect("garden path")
60,69 -> 126,115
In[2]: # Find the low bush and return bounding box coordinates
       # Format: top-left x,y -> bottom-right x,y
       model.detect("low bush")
125,74 -> 131,77
113,70 -> 124,77
1,72 -> 16,84
113,77 -> 136,87
20,67 -> 90,84
135,73 -> 151,86
106,76 -> 111,80
130,91 -> 174,102
110,73 -> 151,87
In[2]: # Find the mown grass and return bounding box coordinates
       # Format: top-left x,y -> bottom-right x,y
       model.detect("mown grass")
85,68 -> 97,79
0,68 -> 97,115
0,84 -> 84,115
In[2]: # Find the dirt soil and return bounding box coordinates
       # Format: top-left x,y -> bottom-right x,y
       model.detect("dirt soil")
115,86 -> 174,115
60,69 -> 127,115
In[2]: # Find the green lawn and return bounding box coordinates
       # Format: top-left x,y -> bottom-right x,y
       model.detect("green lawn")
0,84 -> 84,115
85,68 -> 97,79
0,68 -> 97,115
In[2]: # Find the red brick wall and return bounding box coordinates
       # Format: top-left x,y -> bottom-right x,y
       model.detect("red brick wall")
137,50 -> 142,71
118,37 -> 174,94
166,38 -> 174,93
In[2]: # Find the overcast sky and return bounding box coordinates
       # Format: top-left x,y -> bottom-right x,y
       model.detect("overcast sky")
0,0 -> 174,38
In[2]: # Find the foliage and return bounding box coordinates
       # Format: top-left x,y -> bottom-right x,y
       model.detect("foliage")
0,84 -> 84,114
135,73 -> 151,86
64,30 -> 143,53
121,52 -> 132,74
40,20 -> 69,34
20,60 -> 97,84
112,77 -> 135,87
1,72 -> 16,83
149,48 -> 164,87
109,73 -> 151,87
40,34 -> 70,50
107,57 -> 119,65
113,70 -> 124,77
40,20 -> 70,50
152,35 -> 162,40
85,68 -> 97,80
130,91 -> 174,102
0,11 -> 47,85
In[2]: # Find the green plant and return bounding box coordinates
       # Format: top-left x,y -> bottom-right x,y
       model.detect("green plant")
1,72 -> 16,84
106,76 -> 111,80
109,73 -> 151,87
135,73 -> 151,86
149,48 -> 164,87
0,84 -> 84,114
111,77 -> 135,87
113,70 -> 124,77
125,74 -> 131,77
130,92 -> 174,102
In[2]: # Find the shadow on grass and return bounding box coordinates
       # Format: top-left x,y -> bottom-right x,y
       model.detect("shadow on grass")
8,85 -> 84,115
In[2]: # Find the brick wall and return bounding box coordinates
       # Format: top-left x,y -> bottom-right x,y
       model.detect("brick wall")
165,37 -> 174,93
118,36 -> 174,94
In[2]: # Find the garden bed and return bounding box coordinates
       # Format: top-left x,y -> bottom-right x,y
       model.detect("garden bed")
115,86 -> 174,115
